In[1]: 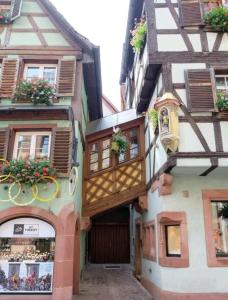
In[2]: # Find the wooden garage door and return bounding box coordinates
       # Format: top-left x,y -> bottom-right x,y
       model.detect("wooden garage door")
89,223 -> 130,264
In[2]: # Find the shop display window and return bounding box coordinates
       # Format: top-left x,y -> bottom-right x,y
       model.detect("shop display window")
0,218 -> 55,294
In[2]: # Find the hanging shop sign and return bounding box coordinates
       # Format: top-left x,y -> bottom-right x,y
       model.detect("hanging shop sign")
0,218 -> 55,294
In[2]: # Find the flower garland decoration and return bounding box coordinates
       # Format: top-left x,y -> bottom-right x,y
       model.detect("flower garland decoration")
204,7 -> 228,32
130,17 -> 147,54
111,127 -> 129,155
2,160 -> 57,186
13,79 -> 57,105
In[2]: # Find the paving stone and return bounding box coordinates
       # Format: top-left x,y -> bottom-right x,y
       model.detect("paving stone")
76,265 -> 152,300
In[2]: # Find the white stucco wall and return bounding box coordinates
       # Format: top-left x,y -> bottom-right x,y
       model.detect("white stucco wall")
142,175 -> 228,293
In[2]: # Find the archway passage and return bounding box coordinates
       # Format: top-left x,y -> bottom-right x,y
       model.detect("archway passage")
88,207 -> 130,264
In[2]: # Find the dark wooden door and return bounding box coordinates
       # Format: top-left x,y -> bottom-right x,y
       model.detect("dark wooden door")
89,223 -> 130,263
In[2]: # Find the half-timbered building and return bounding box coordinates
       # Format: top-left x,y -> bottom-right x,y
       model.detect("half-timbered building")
0,1 -> 102,299
120,0 -> 228,299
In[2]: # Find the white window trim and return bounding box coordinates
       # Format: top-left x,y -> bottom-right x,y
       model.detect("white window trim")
13,131 -> 52,160
23,64 -> 57,84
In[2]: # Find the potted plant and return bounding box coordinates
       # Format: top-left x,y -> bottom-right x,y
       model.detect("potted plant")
216,91 -> 228,111
13,79 -> 57,105
130,17 -> 147,54
0,11 -> 11,24
2,160 -> 57,186
111,127 -> 129,155
147,108 -> 158,130
204,7 -> 228,32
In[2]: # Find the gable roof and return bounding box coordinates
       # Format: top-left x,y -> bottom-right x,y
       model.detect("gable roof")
39,0 -> 103,120
102,94 -> 119,116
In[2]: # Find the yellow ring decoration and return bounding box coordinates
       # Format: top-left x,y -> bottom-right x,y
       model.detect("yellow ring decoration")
9,181 -> 37,206
32,176 -> 59,202
0,159 -> 10,183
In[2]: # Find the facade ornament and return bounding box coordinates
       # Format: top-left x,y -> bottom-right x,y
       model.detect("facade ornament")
154,93 -> 180,152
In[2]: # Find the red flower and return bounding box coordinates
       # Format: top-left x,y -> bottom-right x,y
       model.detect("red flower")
35,172 -> 40,177
43,167 -> 48,173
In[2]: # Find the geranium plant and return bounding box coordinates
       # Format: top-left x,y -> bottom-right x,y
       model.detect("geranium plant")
130,17 -> 147,54
216,91 -> 228,111
204,7 -> 228,32
0,11 -> 11,24
13,79 -> 57,105
111,128 -> 129,155
2,160 -> 57,186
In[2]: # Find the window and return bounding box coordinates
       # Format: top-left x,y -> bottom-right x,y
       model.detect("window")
89,138 -> 111,174
203,0 -> 220,13
203,190 -> 228,267
215,73 -> 228,91
211,201 -> 228,258
142,221 -> 156,261
24,65 -> 57,84
87,126 -> 141,175
118,128 -> 139,163
165,225 -> 181,257
13,132 -> 51,160
158,212 -> 189,268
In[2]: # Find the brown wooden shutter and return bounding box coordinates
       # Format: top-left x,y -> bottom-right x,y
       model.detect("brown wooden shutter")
57,59 -> 76,97
0,128 -> 10,159
52,127 -> 73,176
185,69 -> 216,112
10,0 -> 22,21
0,58 -> 20,98
179,0 -> 203,26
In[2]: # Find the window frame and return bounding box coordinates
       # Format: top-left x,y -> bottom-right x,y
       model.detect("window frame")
158,212 -> 189,268
88,135 -> 112,175
23,64 -> 58,84
203,190 -> 228,267
142,221 -> 156,262
13,131 -> 52,160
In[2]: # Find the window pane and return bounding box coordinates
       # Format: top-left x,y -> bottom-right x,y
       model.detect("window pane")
216,77 -> 226,90
102,158 -> 110,169
130,129 -> 138,159
90,162 -> 98,173
211,201 -> 228,257
35,135 -> 50,160
43,67 -> 56,84
165,225 -> 181,257
17,135 -> 32,160
26,67 -> 40,81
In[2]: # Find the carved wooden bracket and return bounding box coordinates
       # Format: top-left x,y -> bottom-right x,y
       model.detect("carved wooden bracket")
151,173 -> 173,196
80,217 -> 91,231
139,195 -> 148,211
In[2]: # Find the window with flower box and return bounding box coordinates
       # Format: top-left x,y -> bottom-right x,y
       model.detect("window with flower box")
13,132 -> 52,161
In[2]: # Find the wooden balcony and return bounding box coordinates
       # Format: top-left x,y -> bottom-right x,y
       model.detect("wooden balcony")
83,158 -> 146,217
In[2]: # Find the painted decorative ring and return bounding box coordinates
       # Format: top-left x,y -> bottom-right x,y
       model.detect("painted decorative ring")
0,159 -> 10,183
32,176 -> 60,202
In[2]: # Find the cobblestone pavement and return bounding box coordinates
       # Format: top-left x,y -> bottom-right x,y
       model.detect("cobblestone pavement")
76,264 -> 153,300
